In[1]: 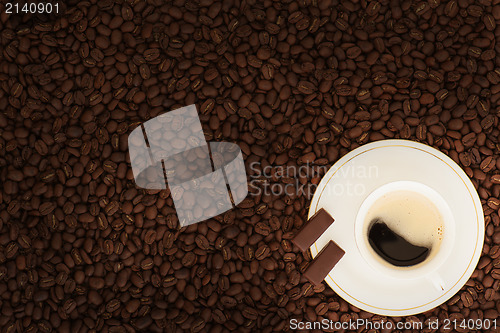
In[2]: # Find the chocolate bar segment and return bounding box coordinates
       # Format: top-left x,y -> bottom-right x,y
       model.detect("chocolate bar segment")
304,240 -> 345,286
291,208 -> 334,252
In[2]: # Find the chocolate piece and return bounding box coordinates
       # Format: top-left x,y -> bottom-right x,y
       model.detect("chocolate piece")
291,208 -> 334,252
304,240 -> 345,286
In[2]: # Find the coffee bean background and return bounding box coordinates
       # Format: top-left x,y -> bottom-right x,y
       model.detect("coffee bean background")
1,0 -> 500,332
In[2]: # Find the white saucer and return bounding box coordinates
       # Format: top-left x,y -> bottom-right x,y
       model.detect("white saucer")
309,140 -> 484,316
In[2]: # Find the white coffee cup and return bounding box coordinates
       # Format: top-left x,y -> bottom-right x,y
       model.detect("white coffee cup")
354,181 -> 455,291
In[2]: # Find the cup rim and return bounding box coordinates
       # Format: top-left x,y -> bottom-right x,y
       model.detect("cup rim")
354,180 -> 456,280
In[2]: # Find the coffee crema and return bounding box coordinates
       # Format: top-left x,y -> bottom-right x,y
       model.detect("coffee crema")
363,190 -> 444,268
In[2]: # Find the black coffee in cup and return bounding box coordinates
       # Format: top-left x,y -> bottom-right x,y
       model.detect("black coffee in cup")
363,190 -> 444,268
368,221 -> 429,266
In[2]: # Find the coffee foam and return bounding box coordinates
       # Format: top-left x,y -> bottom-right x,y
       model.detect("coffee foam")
364,190 -> 444,257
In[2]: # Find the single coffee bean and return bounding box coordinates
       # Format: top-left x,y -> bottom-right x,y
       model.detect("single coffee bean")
461,292 -> 473,307
481,156 -> 496,172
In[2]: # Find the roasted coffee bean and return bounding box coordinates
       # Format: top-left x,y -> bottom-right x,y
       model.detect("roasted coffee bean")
297,81 -> 316,94
481,156 -> 496,173
461,292 -> 473,307
255,245 -> 271,260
